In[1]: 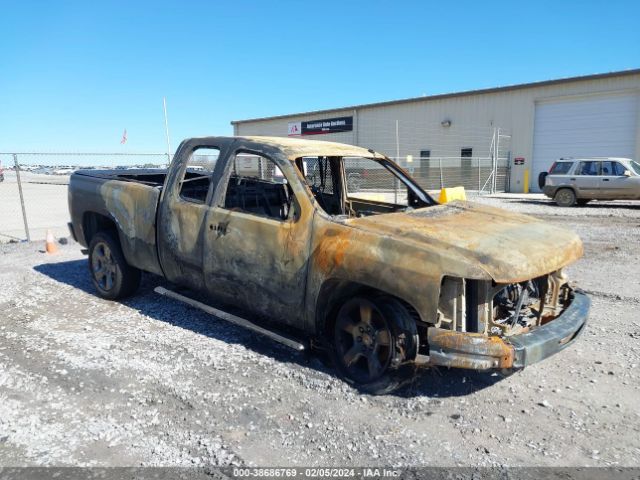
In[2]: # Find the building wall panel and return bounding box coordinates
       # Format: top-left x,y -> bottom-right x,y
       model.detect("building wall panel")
234,73 -> 640,192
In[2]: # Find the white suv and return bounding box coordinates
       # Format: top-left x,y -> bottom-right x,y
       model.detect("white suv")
541,157 -> 640,206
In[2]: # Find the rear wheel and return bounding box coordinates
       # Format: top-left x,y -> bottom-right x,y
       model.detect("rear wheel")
554,188 -> 576,207
332,295 -> 418,394
89,231 -> 141,300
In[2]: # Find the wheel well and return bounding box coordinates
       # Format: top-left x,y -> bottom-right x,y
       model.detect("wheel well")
555,186 -> 576,196
83,212 -> 117,245
315,279 -> 421,340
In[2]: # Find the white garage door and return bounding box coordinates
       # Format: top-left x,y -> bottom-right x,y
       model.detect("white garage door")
531,93 -> 638,191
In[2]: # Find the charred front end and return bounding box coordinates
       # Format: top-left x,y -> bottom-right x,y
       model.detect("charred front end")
426,271 -> 590,371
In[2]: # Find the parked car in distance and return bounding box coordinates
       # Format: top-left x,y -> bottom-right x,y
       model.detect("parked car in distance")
53,166 -> 77,175
542,157 -> 640,206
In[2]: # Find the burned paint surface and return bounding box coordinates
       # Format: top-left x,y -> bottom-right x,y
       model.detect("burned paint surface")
347,201 -> 584,284
69,173 -> 163,276
427,328 -> 514,370
69,135 -> 589,373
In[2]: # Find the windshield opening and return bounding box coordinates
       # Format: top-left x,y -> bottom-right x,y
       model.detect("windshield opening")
295,155 -> 434,218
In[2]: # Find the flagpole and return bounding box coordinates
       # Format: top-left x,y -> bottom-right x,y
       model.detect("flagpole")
163,97 -> 172,164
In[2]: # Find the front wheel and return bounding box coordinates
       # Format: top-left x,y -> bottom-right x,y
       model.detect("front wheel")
332,295 -> 418,394
88,231 -> 141,300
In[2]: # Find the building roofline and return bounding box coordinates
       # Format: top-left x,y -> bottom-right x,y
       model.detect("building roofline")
231,68 -> 640,125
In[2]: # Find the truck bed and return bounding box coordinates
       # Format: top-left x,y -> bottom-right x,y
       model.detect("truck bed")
74,168 -> 169,187
69,169 -> 168,276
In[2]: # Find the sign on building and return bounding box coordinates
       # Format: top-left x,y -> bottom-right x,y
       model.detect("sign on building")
288,116 -> 353,136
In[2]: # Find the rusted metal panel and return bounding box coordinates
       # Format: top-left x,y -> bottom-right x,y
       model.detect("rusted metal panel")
427,327 -> 515,370
349,201 -> 583,284
68,172 -> 163,276
244,136 -> 381,161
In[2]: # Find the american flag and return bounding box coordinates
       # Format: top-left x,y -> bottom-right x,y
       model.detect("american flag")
120,129 -> 127,144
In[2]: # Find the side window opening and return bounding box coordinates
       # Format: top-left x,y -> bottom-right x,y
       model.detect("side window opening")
179,147 -> 219,203
223,153 -> 294,221
601,161 -> 626,176
578,161 -> 599,176
299,156 -> 342,216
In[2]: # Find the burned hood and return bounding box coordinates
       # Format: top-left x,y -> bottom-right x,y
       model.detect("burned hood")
347,201 -> 583,283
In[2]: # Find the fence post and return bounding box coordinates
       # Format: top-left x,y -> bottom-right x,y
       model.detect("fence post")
478,159 -> 481,193
493,128 -> 500,194
394,120 -> 400,204
439,158 -> 444,189
13,154 -> 31,242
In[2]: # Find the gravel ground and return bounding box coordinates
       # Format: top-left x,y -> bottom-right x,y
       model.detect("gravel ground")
0,196 -> 639,468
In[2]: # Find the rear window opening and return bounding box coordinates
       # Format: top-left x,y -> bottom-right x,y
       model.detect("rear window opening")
549,162 -> 573,174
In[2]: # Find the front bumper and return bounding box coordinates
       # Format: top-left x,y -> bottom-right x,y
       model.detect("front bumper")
427,289 -> 590,370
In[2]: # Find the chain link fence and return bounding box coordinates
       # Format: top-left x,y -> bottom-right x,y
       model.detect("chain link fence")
0,152 -> 171,243
0,125 -> 511,243
374,121 -> 511,196
336,122 -> 511,202
393,155 -> 511,193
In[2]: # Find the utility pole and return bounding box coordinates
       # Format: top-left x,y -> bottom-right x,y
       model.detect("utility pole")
163,97 -> 172,165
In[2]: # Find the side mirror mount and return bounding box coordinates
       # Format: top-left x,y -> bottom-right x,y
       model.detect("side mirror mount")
624,170 -> 632,177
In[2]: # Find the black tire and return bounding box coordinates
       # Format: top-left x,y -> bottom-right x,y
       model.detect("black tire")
554,188 -> 576,207
576,199 -> 591,206
88,230 -> 141,300
538,172 -> 548,190
330,295 -> 418,394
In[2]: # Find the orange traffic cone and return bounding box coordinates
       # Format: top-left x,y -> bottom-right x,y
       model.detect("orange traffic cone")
45,230 -> 59,254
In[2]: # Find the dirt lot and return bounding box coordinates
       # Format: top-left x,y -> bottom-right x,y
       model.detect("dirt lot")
0,196 -> 639,467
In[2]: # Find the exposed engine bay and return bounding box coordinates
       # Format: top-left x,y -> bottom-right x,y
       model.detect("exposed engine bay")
436,270 -> 572,337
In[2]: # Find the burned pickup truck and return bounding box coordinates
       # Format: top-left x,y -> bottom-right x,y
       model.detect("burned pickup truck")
68,136 -> 589,392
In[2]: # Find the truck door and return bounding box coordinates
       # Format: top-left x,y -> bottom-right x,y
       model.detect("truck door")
157,141 -> 229,290
202,148 -> 313,327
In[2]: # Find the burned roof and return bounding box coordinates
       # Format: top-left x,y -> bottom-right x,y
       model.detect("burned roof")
242,136 -> 382,160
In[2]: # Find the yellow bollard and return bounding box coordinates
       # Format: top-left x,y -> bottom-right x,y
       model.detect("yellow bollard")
438,186 -> 467,203
523,169 -> 530,194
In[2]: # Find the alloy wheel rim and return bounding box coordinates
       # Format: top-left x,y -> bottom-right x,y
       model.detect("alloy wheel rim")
335,298 -> 392,383
91,242 -> 116,291
558,190 -> 573,204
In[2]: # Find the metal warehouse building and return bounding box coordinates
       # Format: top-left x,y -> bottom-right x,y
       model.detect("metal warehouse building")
232,69 -> 640,193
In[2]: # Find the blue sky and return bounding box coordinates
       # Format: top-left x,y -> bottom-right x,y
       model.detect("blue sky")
1,0 -> 638,152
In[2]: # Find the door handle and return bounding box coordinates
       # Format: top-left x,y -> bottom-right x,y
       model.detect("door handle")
209,223 -> 227,235
570,178 -> 576,181
602,179 -> 610,182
